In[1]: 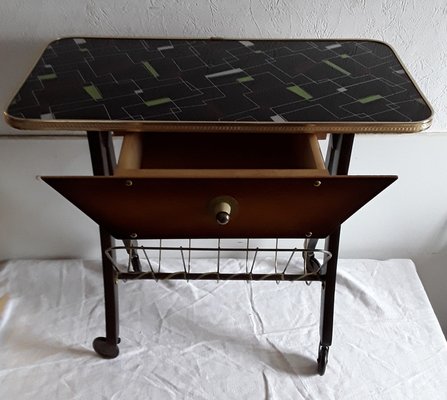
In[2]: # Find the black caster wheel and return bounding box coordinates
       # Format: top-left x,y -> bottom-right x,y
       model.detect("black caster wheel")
93,337 -> 120,359
317,345 -> 329,376
305,254 -> 321,274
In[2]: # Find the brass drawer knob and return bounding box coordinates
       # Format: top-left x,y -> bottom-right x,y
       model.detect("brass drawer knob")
214,201 -> 232,225
209,196 -> 238,226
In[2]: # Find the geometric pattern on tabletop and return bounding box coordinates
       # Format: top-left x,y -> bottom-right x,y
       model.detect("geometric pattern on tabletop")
5,38 -> 433,132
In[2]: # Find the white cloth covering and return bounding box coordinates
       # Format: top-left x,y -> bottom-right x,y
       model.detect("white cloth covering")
0,258 -> 446,399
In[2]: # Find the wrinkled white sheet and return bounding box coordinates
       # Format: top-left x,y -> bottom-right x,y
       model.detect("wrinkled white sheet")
0,258 -> 446,399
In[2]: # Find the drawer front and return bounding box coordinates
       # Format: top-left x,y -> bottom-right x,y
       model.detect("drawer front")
42,175 -> 396,239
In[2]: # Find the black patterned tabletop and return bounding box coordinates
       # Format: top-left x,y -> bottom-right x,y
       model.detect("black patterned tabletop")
5,37 -> 433,133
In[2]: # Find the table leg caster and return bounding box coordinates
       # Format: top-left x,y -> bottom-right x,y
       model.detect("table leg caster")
93,337 -> 120,359
317,344 -> 329,375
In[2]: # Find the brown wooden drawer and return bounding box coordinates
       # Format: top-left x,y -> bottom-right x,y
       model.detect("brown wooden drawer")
43,132 -> 396,240
43,175 -> 396,239
114,131 -> 328,177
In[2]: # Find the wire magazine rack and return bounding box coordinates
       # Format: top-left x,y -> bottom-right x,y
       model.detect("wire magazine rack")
105,238 -> 332,284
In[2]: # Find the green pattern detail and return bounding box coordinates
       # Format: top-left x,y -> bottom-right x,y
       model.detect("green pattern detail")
80,48 -> 89,52
340,54 -> 350,59
38,73 -> 57,81
144,97 -> 172,107
287,85 -> 313,100
323,60 -> 351,75
237,76 -> 254,83
142,61 -> 159,78
358,94 -> 382,104
84,85 -> 102,101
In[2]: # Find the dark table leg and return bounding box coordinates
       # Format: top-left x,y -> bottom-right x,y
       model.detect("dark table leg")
316,133 -> 354,375
87,131 -> 121,358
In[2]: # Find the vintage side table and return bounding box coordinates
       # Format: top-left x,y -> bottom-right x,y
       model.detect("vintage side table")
4,37 -> 433,375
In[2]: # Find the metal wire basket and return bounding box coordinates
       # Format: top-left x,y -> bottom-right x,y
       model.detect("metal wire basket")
106,238 -> 331,283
